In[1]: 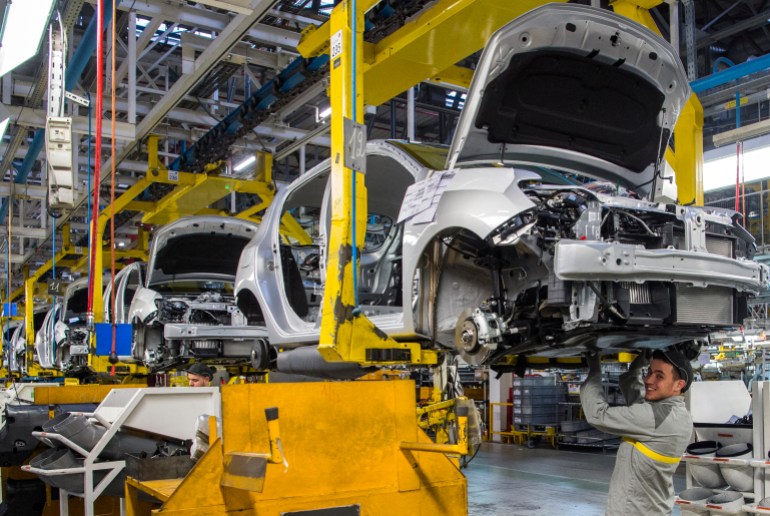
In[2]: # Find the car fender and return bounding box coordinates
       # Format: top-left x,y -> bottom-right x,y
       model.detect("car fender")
400,166 -> 539,337
34,307 -> 57,370
53,320 -> 68,348
129,287 -> 162,325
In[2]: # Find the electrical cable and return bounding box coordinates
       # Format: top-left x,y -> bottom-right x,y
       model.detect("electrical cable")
109,0 -> 118,373
87,91 -> 92,304
4,191 -> 10,373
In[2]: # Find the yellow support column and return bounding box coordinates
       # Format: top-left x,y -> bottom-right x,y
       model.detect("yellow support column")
318,0 -> 369,361
92,219 -> 106,324
24,276 -> 35,368
674,96 -> 705,206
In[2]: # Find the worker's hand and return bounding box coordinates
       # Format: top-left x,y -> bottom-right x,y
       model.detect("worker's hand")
630,348 -> 652,370
585,351 -> 601,376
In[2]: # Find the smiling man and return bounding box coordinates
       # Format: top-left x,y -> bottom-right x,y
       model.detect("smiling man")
580,349 -> 694,515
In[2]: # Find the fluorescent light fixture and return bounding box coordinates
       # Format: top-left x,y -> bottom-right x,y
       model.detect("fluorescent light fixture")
233,155 -> 256,172
704,144 -> 770,191
318,106 -> 332,119
0,0 -> 56,77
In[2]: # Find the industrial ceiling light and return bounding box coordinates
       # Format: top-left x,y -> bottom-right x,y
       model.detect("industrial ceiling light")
0,0 -> 56,77
317,106 -> 332,122
233,155 -> 256,172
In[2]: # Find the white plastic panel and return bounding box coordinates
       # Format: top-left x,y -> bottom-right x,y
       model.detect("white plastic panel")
688,380 -> 752,424
94,387 -> 221,440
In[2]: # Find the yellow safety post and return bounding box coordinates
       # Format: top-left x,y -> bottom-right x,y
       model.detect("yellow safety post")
22,274 -> 35,373
264,407 -> 284,465
319,0 -> 377,362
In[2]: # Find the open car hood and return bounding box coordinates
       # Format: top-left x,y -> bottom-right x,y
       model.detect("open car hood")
447,4 -> 690,187
147,216 -> 259,287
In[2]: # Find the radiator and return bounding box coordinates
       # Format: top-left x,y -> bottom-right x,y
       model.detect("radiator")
621,282 -> 651,305
676,285 -> 733,325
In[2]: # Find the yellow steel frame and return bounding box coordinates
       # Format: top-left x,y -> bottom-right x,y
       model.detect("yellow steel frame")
304,0 -> 705,368
309,0 -> 566,368
88,135 -> 275,322
298,0 -> 557,104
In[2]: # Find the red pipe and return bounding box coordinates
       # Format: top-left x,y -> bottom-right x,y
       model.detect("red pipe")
735,142 -> 740,213
87,0 -> 104,320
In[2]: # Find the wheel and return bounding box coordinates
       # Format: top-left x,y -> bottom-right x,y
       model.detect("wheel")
526,439 -> 536,449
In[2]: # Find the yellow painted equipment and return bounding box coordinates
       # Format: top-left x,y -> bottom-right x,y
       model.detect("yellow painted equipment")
126,380 -> 467,515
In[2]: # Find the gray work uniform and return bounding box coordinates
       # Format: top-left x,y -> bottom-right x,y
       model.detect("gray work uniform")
579,355 -> 693,515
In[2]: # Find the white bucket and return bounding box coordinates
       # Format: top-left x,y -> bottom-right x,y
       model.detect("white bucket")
686,441 -> 726,488
716,443 -> 754,493
677,487 -> 714,515
706,491 -> 745,515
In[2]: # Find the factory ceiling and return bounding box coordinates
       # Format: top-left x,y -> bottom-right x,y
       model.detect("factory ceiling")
0,0 -> 768,291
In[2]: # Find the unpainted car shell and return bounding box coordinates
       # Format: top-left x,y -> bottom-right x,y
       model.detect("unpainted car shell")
234,5 -> 768,367
129,215 -> 259,367
8,308 -> 47,373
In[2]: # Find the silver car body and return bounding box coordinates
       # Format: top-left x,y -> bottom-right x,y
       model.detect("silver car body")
8,308 -> 47,374
128,215 -> 259,368
233,5 -> 768,369
33,278 -> 94,371
37,264 -> 152,370
104,262 -> 145,325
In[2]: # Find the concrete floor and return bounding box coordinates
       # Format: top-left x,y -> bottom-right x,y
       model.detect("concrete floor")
465,442 -> 686,515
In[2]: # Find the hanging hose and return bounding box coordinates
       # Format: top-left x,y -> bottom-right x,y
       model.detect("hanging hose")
108,0 -> 118,371
735,141 -> 747,220
735,142 -> 740,213
4,198 -> 10,371
51,213 -> 56,369
86,91 -> 92,307
741,142 -> 749,225
87,0 -> 104,326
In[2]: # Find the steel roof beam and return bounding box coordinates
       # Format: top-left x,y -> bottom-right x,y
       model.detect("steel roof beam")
696,8 -> 770,49
36,0 -> 280,267
106,0 -> 302,48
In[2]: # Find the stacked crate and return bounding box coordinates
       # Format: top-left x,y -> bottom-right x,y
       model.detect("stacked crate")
512,376 -> 566,427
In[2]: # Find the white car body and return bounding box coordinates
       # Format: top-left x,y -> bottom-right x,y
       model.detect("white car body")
8,308 -> 47,374
128,216 -> 259,369
229,5 -> 768,374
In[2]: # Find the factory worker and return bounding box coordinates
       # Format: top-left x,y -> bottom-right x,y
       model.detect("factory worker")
580,348 -> 693,515
186,362 -> 214,387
